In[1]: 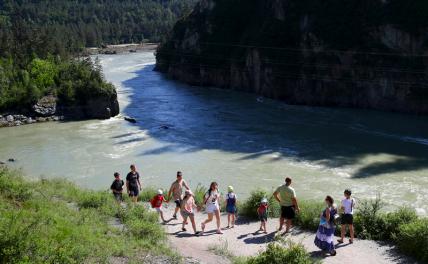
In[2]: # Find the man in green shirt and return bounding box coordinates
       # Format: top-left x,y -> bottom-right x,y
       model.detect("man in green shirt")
273,177 -> 300,233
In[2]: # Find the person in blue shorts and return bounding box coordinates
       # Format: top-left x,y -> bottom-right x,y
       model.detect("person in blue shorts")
225,186 -> 237,228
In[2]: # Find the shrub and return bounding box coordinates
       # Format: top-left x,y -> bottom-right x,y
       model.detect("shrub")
77,191 -> 109,209
240,189 -> 280,219
0,168 -> 32,202
353,195 -> 385,240
193,184 -> 207,207
245,240 -> 314,264
394,218 -> 428,262
138,187 -> 159,202
295,200 -> 324,231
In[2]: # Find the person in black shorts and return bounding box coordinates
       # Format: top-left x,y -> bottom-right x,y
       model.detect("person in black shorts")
126,164 -> 142,203
338,189 -> 355,244
110,172 -> 124,202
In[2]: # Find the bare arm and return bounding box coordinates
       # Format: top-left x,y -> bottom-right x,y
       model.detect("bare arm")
292,197 -> 300,212
273,191 -> 281,203
126,181 -> 129,193
183,180 -> 190,190
137,178 -> 142,190
325,207 -> 331,221
167,185 -> 173,202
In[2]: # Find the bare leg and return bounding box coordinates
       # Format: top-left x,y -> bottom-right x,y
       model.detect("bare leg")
189,215 -> 197,233
279,217 -> 285,231
262,221 -> 267,233
227,214 -> 231,227
214,209 -> 222,232
173,206 -> 179,218
202,213 -> 213,232
231,214 -> 235,227
340,225 -> 346,242
349,224 -> 354,242
285,219 -> 292,232
182,215 -> 188,230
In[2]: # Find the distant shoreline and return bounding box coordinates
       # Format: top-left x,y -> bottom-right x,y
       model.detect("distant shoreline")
85,43 -> 158,55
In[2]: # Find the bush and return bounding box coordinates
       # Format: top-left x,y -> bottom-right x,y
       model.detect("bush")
295,200 -> 324,231
245,240 -> 314,264
240,189 -> 280,219
0,168 -> 32,202
193,184 -> 207,207
138,187 -> 159,202
353,196 -> 418,241
394,218 -> 428,262
77,191 -> 109,209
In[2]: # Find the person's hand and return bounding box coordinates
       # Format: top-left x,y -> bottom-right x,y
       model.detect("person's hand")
139,187 -> 142,191
295,207 -> 301,213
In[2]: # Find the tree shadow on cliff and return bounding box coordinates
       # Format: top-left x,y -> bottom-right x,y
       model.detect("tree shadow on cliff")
121,64 -> 428,178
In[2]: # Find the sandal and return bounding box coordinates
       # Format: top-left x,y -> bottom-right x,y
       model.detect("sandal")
349,239 -> 354,244
337,239 -> 344,244
182,228 -> 187,232
216,229 -> 223,234
201,223 -> 205,232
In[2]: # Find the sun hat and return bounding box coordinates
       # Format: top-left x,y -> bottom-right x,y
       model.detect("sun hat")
261,198 -> 268,204
157,189 -> 163,195
228,186 -> 234,192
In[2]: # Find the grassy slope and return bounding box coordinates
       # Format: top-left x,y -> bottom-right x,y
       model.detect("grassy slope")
0,167 -> 176,264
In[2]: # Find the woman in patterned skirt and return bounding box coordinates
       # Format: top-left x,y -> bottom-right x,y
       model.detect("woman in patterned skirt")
314,195 -> 337,256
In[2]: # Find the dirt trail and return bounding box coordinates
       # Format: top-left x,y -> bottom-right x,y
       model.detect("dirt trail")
156,205 -> 415,264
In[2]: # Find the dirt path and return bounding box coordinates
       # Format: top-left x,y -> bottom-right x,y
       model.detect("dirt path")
155,204 -> 415,264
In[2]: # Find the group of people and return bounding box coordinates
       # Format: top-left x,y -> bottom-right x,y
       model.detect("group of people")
110,165 -> 355,256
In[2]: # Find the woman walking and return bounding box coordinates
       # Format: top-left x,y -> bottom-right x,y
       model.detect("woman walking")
201,182 -> 223,234
314,195 -> 337,256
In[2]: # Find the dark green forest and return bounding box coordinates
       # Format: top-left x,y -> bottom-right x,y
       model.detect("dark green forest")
0,0 -> 197,112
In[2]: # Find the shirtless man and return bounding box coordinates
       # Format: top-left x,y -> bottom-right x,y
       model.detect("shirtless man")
167,171 -> 190,219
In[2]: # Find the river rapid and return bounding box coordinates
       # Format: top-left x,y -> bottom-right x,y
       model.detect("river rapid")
1,51 -> 428,214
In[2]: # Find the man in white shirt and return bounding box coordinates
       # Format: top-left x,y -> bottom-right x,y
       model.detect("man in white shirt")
338,189 -> 355,244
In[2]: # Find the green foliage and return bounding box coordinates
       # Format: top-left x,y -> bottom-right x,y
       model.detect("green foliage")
138,186 -> 159,202
0,167 -> 171,263
240,189 -> 280,219
193,184 -> 207,207
394,218 -> 428,262
245,240 -> 314,264
294,201 -> 324,231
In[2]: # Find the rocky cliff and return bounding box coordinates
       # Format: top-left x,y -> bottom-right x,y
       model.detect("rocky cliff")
155,0 -> 428,114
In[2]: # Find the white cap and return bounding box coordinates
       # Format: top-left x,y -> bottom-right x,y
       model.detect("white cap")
157,189 -> 163,195
261,198 -> 268,204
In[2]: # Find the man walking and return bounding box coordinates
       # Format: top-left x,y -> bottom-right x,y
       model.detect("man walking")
126,164 -> 142,203
273,177 -> 300,234
167,171 -> 190,219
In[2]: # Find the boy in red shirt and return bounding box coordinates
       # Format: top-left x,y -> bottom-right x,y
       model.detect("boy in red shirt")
151,189 -> 167,223
257,198 -> 269,234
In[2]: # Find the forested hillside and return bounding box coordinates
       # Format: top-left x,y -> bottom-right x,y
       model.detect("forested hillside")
0,0 -> 197,115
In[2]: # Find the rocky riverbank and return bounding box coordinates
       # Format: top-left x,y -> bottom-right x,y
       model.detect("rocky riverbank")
0,114 -> 64,128
0,92 -> 119,128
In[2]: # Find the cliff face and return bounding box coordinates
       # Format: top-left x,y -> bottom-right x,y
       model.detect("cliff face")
155,0 -> 428,114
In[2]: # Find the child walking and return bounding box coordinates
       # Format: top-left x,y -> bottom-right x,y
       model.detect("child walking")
110,172 -> 124,202
151,189 -> 167,223
225,186 -> 237,228
257,198 -> 269,233
338,189 -> 355,244
181,190 -> 200,236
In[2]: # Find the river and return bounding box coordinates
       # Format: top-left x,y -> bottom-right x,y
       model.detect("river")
1,51 -> 428,214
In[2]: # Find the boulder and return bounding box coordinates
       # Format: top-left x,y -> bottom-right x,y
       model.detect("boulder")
33,95 -> 57,117
124,116 -> 137,123
6,115 -> 14,122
